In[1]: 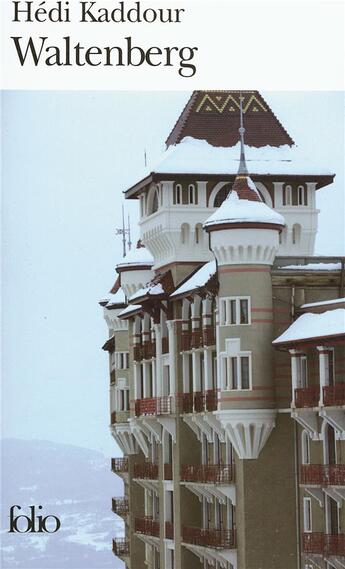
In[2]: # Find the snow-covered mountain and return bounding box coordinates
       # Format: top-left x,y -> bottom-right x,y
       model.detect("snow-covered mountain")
1,439 -> 124,568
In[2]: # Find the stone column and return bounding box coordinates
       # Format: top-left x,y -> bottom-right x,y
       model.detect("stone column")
317,345 -> 328,406
166,320 -> 176,396
154,323 -> 162,397
289,349 -> 301,407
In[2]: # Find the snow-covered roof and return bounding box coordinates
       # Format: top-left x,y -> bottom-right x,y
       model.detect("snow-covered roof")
301,298 -> 345,309
204,191 -> 285,228
102,288 -> 126,308
118,303 -> 142,319
138,137 -> 333,178
273,309 -> 345,345
278,262 -> 342,271
116,246 -> 154,270
171,261 -> 217,298
129,282 -> 164,302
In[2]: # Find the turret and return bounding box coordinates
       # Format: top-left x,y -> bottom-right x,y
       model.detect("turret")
116,242 -> 154,298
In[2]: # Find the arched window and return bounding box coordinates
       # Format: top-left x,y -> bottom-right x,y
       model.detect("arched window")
283,185 -> 292,206
298,185 -> 307,206
188,184 -> 197,204
147,185 -> 159,215
292,223 -> 301,245
181,223 -> 190,244
195,223 -> 203,245
174,183 -> 182,205
214,183 -> 232,207
301,431 -> 310,465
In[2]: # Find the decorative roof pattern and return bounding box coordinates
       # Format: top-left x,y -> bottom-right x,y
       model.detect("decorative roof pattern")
166,91 -> 294,148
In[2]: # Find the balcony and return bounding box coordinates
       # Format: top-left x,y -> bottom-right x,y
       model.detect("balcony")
203,325 -> 216,347
111,457 -> 128,475
112,538 -> 129,558
182,527 -> 236,549
164,463 -> 173,480
134,461 -> 159,480
178,392 -> 193,413
133,344 -> 143,362
323,384 -> 345,407
300,464 -> 345,486
135,396 -> 175,416
303,533 -> 345,557
112,497 -> 129,517
194,390 -> 218,412
142,340 -> 156,359
191,329 -> 203,349
110,411 -> 116,425
181,330 -> 192,351
181,464 -> 234,485
135,516 -> 160,537
165,521 -> 174,539
294,385 -> 319,408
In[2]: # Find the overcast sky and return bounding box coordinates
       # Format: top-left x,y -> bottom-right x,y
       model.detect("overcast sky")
2,91 -> 344,456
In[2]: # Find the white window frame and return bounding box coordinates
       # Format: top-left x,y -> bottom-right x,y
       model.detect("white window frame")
301,430 -> 310,465
221,352 -> 252,391
219,297 -> 251,326
298,185 -> 307,206
174,183 -> 182,205
188,183 -> 196,204
115,380 -> 129,412
115,351 -> 129,370
284,184 -> 292,206
303,497 -> 312,533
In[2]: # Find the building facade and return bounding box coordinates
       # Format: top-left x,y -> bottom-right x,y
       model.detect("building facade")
100,91 -> 345,569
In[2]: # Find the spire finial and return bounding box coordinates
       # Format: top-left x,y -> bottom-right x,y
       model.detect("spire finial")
238,94 -> 248,175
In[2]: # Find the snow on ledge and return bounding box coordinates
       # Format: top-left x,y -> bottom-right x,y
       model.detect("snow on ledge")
129,282 -> 164,302
301,298 -> 345,309
204,192 -> 284,228
273,309 -> 345,344
118,304 -> 142,318
171,260 -> 217,297
116,246 -> 154,269
278,262 -> 342,271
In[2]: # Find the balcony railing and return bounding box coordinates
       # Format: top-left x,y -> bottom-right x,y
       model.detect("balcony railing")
191,329 -> 203,349
300,464 -> 345,486
112,497 -> 129,517
133,461 -> 159,480
135,516 -> 160,537
182,527 -> 236,549
164,463 -> 173,480
302,533 -> 345,557
323,384 -> 345,407
178,392 -> 193,413
133,344 -> 143,362
203,325 -> 216,346
181,464 -> 234,484
135,396 -> 175,416
112,538 -> 129,557
110,411 -> 116,425
142,340 -> 156,359
111,457 -> 128,474
177,390 -> 218,413
165,521 -> 174,539
181,330 -> 192,351
294,386 -> 319,408
162,337 -> 169,354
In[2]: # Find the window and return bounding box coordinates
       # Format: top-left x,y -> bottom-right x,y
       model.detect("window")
220,297 -> 251,325
283,185 -> 292,206
298,185 -> 307,205
222,353 -> 251,390
292,223 -> 301,245
303,498 -> 312,532
116,386 -> 129,411
115,352 -> 129,370
328,349 -> 335,386
188,184 -> 197,204
301,431 -> 310,465
213,183 -> 233,207
174,184 -> 182,205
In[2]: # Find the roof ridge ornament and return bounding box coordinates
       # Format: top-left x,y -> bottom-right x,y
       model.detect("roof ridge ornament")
238,94 -> 249,176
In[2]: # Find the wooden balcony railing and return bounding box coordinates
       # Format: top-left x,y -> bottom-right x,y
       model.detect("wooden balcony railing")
165,521 -> 174,539
300,464 -> 345,486
294,386 -> 319,408
178,392 -> 193,413
302,532 -> 324,555
181,330 -> 192,351
111,457 -> 128,474
112,538 -> 129,557
181,464 -> 234,484
194,391 -> 205,412
205,389 -> 218,411
112,497 -> 129,517
302,533 -> 345,556
164,463 -> 173,480
133,344 -> 143,362
135,516 -> 160,537
203,325 -> 216,346
182,527 -> 236,549
191,329 -> 203,349
110,411 -> 116,425
142,340 -> 156,359
162,337 -> 169,354
133,461 -> 159,480
323,384 -> 345,407
135,397 -> 157,416
177,390 -> 218,413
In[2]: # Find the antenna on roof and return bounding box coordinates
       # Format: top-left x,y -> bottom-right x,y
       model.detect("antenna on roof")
127,214 -> 132,251
144,149 -> 147,168
238,93 -> 249,176
115,204 -> 131,257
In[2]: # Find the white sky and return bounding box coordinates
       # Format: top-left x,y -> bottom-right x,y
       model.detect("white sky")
1,91 -> 344,456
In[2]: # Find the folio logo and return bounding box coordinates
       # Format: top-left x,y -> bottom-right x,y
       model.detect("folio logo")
8,505 -> 61,533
